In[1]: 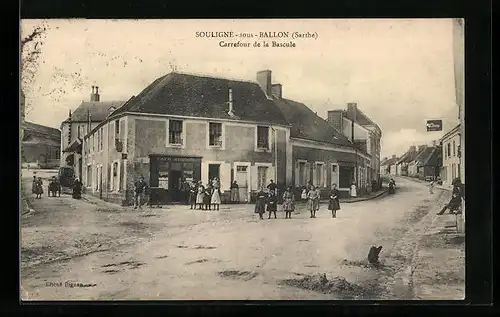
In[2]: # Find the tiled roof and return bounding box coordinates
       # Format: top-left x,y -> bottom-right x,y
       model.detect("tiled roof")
65,100 -> 127,123
421,147 -> 440,166
23,121 -> 61,141
413,146 -> 437,166
273,98 -> 351,146
381,157 -> 399,166
110,72 -> 289,126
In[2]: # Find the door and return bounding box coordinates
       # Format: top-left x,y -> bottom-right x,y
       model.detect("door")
235,165 -> 249,202
257,166 -> 268,190
169,170 -> 183,202
208,164 -> 220,182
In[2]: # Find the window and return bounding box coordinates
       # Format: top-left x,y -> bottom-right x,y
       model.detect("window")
169,120 -> 183,145
54,149 -> 60,160
331,164 -> 339,186
257,166 -> 268,190
453,140 -> 456,156
237,166 -> 247,172
77,125 -> 81,138
209,122 -> 223,146
257,126 -> 269,149
99,128 -> 103,151
447,143 -> 451,158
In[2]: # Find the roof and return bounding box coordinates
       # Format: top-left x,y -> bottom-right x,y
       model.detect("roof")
441,123 -> 461,141
273,98 -> 352,146
397,147 -> 420,164
64,100 -> 127,123
381,157 -> 399,166
414,146 -> 437,166
421,147 -> 440,166
23,121 -> 61,141
110,72 -> 289,126
343,108 -> 382,133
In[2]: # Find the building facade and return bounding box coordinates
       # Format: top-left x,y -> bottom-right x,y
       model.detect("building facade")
440,124 -> 461,186
82,70 -> 372,205
60,86 -> 127,180
22,121 -> 61,169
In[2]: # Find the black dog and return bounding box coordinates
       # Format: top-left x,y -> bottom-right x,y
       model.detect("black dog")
367,246 -> 383,264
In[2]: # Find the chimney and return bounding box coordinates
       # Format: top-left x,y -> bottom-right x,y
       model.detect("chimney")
327,110 -> 344,132
90,85 -> 100,102
271,84 -> 282,99
347,102 -> 358,121
256,70 -> 272,98
228,88 -> 234,114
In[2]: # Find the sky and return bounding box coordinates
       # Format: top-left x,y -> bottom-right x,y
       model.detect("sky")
21,19 -> 461,158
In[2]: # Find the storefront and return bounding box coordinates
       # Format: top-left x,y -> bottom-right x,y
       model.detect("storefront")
338,162 -> 356,190
149,154 -> 202,202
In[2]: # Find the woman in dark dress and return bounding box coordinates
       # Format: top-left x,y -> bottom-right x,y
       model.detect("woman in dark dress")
72,178 -> 83,199
204,182 -> 212,210
189,180 -> 199,210
328,183 -> 341,218
34,177 -> 44,199
254,187 -> 267,220
267,190 -> 278,219
230,181 -> 240,203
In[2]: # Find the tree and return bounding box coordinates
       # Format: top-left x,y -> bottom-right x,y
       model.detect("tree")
20,21 -> 48,119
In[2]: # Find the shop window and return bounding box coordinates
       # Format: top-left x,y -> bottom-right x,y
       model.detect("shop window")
209,122 -> 222,146
257,126 -> 269,149
169,120 -> 183,145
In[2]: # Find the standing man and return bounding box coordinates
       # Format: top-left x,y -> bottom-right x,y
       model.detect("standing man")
134,176 -> 147,210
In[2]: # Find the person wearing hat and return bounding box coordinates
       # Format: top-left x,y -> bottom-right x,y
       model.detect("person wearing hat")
282,186 -> 295,219
437,178 -> 463,215
72,178 -> 83,199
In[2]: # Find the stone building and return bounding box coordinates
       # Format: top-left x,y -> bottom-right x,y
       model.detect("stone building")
440,124 -> 461,186
22,121 -> 61,169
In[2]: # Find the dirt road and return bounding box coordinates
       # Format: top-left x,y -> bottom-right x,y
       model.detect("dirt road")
21,174 -> 450,300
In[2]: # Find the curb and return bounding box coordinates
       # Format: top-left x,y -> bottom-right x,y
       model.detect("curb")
340,189 -> 388,204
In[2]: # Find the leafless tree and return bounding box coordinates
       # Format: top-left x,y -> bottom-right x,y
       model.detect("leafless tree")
20,21 -> 48,118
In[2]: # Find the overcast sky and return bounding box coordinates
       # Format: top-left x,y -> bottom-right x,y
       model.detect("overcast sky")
21,19 -> 460,158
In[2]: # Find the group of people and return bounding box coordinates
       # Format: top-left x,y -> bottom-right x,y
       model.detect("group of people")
436,177 -> 464,215
188,177 -> 222,211
31,175 -> 83,200
254,180 -> 341,220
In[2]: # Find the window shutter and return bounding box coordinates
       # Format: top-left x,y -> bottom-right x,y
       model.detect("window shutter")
295,162 -> 300,187
305,162 -> 311,184
251,165 -> 258,191
220,163 -> 231,191
323,165 -> 327,187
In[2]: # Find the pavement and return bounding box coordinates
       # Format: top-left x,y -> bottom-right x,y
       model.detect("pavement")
20,171 -> 463,300
393,176 -> 465,300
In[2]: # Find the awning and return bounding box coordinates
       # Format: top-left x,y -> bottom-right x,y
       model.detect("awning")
63,138 -> 82,154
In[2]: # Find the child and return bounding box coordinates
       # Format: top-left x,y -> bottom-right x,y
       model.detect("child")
196,183 -> 205,210
267,190 -> 278,219
254,187 -> 267,220
328,183 -> 340,218
282,186 -> 295,219
204,182 -> 212,210
313,185 -> 321,216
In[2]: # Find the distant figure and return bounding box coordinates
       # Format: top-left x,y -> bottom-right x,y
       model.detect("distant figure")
267,190 -> 278,219
189,180 -> 199,209
368,246 -> 383,265
183,180 -> 191,205
350,183 -> 357,198
72,178 -> 82,199
300,186 -> 308,201
211,178 -> 221,211
230,180 -> 240,203
48,176 -> 61,197
307,186 -> 319,218
254,187 -> 267,220
267,179 -> 277,193
314,185 -> 321,214
31,176 -> 37,194
429,180 -> 435,194
328,183 -> 340,218
34,177 -> 43,199
134,176 -> 147,209
282,186 -> 295,219
196,183 -> 205,210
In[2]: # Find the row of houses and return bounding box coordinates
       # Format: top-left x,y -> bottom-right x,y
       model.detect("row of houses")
60,70 -> 382,205
380,123 -> 461,187
21,121 -> 61,169
380,142 -> 441,181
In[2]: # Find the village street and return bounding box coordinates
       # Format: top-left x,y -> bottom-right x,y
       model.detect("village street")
21,173 -> 459,300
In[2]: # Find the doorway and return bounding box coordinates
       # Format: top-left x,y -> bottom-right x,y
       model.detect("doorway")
235,165 -> 249,202
208,164 -> 220,182
169,170 -> 183,202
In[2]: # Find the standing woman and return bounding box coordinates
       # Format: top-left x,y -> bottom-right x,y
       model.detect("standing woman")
230,180 -> 239,203
307,187 -> 316,218
31,175 -> 37,195
189,180 -> 199,210
196,182 -> 205,210
313,185 -> 321,217
204,181 -> 213,210
282,186 -> 295,219
267,190 -> 278,219
328,183 -> 341,218
211,177 -> 221,211
254,187 -> 267,220
34,177 -> 44,199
